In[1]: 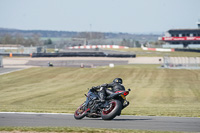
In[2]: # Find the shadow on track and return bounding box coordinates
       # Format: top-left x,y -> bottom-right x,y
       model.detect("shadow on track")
112,118 -> 152,121
83,118 -> 152,121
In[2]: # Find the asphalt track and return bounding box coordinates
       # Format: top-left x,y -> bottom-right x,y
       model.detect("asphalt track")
0,68 -> 23,75
0,112 -> 200,132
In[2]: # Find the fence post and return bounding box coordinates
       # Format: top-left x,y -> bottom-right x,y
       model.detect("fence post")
0,56 -> 2,67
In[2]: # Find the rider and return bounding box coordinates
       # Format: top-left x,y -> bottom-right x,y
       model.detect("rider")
91,78 -> 125,102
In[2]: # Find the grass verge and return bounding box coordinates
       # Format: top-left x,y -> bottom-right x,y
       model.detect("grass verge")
0,127 -> 185,133
111,48 -> 200,57
0,65 -> 200,117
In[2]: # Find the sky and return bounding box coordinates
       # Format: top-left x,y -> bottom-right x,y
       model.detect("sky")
0,0 -> 200,34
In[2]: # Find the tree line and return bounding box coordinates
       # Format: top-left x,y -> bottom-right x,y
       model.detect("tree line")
0,28 -> 161,40
0,33 -> 164,48
0,28 -> 163,48
0,34 -> 52,47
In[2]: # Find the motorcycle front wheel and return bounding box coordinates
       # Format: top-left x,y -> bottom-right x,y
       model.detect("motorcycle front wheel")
74,103 -> 87,120
101,100 -> 122,120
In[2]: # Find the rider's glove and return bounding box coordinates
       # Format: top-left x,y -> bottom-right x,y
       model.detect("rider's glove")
91,86 -> 96,91
91,86 -> 100,91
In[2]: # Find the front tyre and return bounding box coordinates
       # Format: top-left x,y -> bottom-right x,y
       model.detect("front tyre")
101,100 -> 122,120
74,103 -> 87,120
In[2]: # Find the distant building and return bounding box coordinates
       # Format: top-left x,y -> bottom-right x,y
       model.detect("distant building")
159,21 -> 200,48
197,21 -> 200,29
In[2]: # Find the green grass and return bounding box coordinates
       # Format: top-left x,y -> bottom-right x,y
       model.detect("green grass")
111,48 -> 200,57
0,65 -> 200,117
0,127 -> 187,133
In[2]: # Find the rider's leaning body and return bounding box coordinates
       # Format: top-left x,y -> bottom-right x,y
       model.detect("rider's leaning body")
91,78 -> 125,102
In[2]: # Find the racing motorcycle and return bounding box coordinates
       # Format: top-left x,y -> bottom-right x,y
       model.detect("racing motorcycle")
74,88 -> 131,120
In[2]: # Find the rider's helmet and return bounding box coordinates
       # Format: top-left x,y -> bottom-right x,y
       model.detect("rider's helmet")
113,78 -> 123,84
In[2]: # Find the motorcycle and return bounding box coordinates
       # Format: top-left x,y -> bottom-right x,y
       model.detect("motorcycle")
74,87 -> 131,120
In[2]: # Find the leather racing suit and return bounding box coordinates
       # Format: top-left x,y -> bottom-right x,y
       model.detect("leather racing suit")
91,82 -> 125,102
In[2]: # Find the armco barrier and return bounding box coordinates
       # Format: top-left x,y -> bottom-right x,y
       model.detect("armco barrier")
0,53 -> 30,57
141,45 -> 174,52
32,52 -> 105,57
174,49 -> 200,53
32,52 -> 136,58
142,45 -> 200,53
107,54 -> 136,58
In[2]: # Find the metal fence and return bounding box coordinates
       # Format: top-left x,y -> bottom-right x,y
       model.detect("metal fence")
0,46 -> 37,54
0,56 -> 2,67
162,56 -> 200,69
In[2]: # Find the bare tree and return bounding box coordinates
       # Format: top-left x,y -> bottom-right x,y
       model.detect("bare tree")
15,33 -> 25,44
31,34 -> 42,46
1,34 -> 14,44
77,32 -> 105,40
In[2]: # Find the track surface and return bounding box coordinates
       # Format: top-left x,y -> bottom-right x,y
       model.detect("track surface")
0,113 -> 200,132
0,68 -> 22,75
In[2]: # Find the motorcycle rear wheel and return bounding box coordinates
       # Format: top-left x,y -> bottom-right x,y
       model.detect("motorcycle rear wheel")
101,100 -> 122,120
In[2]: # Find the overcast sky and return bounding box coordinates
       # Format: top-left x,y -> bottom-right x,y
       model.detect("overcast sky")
0,0 -> 200,33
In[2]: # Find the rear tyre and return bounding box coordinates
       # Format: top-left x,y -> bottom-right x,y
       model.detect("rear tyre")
101,100 -> 122,120
74,103 -> 87,120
